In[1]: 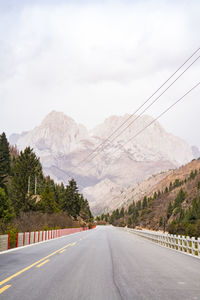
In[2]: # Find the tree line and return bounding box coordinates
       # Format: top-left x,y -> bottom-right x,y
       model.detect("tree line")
0,132 -> 93,233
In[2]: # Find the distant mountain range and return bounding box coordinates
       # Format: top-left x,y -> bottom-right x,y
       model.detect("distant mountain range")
10,110 -> 197,214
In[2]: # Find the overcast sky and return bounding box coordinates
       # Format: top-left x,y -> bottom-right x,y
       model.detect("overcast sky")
0,0 -> 200,147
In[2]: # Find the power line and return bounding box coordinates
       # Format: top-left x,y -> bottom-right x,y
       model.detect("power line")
114,81 -> 200,154
78,52 -> 200,168
72,47 -> 200,169
88,81 -> 200,173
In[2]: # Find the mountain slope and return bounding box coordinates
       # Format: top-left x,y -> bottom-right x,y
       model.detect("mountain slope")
105,159 -> 200,237
10,110 -> 194,214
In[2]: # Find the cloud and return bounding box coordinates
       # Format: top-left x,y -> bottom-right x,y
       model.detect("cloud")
0,0 -> 200,146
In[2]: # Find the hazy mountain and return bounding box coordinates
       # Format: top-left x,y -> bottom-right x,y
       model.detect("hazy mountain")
10,110 -> 194,214
191,146 -> 200,159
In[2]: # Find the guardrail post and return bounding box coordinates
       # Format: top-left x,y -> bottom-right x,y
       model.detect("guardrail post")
191,237 -> 196,256
23,232 -> 25,246
186,236 -> 190,254
177,235 -> 180,251
182,236 -> 186,252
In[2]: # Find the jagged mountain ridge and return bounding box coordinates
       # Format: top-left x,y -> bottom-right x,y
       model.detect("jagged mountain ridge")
10,111 -> 194,214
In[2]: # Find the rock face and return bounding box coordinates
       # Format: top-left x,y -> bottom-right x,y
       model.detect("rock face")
10,111 -> 194,214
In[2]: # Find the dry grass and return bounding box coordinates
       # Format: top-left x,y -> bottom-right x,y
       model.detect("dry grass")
10,212 -> 80,232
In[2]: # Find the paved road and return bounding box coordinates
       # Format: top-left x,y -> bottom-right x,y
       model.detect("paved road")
0,226 -> 200,300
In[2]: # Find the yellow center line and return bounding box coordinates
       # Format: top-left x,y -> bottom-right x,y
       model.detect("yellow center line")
0,242 -> 76,287
0,285 -> 11,294
36,259 -> 49,268
59,249 -> 66,254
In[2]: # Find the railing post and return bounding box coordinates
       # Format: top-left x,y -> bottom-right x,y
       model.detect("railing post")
191,237 -> 196,256
23,232 -> 25,246
177,235 -> 180,251
186,236 -> 190,254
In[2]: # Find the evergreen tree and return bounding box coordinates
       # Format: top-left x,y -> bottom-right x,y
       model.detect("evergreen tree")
39,182 -> 59,213
0,187 -> 14,223
132,209 -> 139,224
142,196 -> 147,209
128,204 -> 133,215
159,216 -> 163,227
173,179 -> 181,188
198,181 -> 200,190
189,170 -> 197,180
173,188 -> 186,209
0,132 -> 10,188
169,182 -> 173,191
10,147 -> 44,215
62,178 -> 81,218
119,207 -> 124,218
115,208 -> 120,219
153,192 -> 157,199
136,200 -> 141,210
167,202 -> 173,219
127,217 -> 132,227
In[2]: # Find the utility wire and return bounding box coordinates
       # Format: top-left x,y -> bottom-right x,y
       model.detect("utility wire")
113,81 -> 200,155
73,47 -> 200,169
78,53 -> 200,168
87,80 -> 200,174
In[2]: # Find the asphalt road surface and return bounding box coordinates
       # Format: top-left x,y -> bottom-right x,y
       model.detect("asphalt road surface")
0,226 -> 200,300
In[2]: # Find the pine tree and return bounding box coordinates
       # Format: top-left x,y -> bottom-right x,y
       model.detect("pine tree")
142,196 -> 147,209
0,187 -> 15,224
173,188 -> 186,209
79,194 -> 92,220
115,208 -> 120,219
119,207 -> 124,218
0,132 -> 10,188
62,179 -> 81,218
10,147 -> 44,215
159,217 -> 163,227
167,202 -> 173,219
127,217 -> 132,227
39,182 -> 59,213
136,200 -> 141,210
153,192 -> 157,199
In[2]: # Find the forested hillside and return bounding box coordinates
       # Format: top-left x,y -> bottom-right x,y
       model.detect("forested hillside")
98,160 -> 200,237
0,132 -> 93,235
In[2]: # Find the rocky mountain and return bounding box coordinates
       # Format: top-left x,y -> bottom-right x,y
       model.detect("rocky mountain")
10,111 -> 194,214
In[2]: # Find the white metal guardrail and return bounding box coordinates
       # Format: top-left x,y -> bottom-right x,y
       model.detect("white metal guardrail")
126,228 -> 200,258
